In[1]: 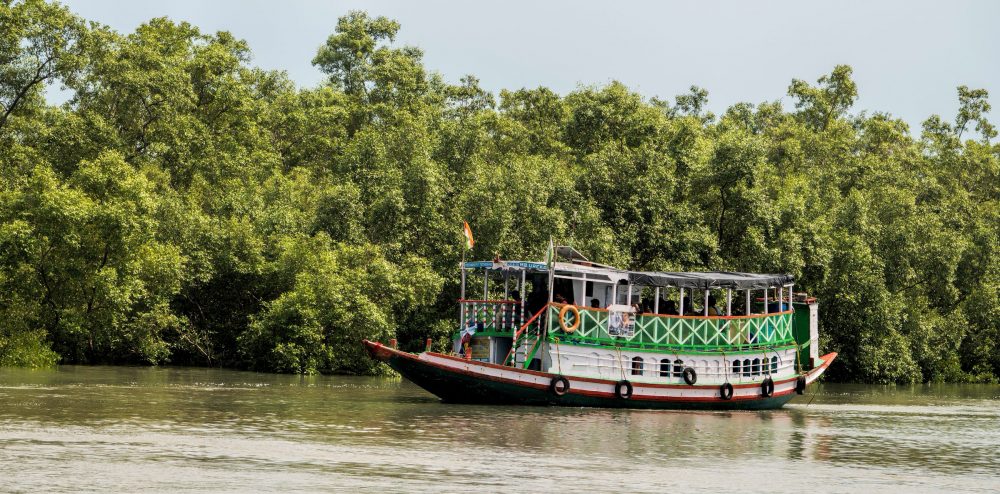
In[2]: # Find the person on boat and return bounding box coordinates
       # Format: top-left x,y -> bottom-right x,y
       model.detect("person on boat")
590,298 -> 601,308
660,300 -> 678,315
681,295 -> 695,315
525,283 -> 548,318
455,317 -> 478,354
707,295 -> 721,316
506,289 -> 521,326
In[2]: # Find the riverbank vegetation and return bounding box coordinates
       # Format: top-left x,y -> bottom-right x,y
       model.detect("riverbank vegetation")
2,0 -> 998,382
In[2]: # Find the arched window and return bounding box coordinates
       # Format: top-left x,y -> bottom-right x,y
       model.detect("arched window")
631,356 -> 644,376
732,359 -> 741,376
673,359 -> 684,377
752,358 -> 761,376
770,356 -> 778,374
660,359 -> 671,377
742,359 -> 751,377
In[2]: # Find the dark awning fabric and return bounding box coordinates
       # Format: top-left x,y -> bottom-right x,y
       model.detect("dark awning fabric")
628,271 -> 793,290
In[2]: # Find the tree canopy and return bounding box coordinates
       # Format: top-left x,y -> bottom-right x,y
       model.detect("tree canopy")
2,1 -> 998,383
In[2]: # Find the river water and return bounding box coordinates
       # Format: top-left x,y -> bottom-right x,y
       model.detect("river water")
0,366 -> 998,493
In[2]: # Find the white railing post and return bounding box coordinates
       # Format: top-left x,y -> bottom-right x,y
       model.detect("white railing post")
520,270 -> 526,327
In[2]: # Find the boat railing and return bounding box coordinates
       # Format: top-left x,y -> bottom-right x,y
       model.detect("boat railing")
458,299 -> 523,334
548,303 -> 795,351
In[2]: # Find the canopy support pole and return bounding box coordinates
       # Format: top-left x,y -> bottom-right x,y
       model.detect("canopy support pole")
654,287 -> 660,314
726,288 -> 732,316
746,290 -> 751,315
460,266 -> 467,324
704,290 -> 709,316
764,288 -> 769,314
679,288 -> 685,316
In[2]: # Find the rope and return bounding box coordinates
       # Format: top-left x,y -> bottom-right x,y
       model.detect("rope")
554,337 -> 562,375
721,349 -> 729,384
615,346 -> 625,381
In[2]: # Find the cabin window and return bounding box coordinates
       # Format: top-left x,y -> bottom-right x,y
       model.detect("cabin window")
631,357 -> 644,376
585,281 -> 593,297
752,358 -> 761,376
659,359 -> 671,377
742,359 -> 751,377
732,359 -> 741,376
673,359 -> 684,377
771,356 -> 778,374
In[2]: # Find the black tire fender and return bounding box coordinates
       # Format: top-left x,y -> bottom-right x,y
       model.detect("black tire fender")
615,380 -> 633,399
761,377 -> 775,397
682,367 -> 697,386
720,382 -> 734,400
550,375 -> 570,396
795,376 -> 807,395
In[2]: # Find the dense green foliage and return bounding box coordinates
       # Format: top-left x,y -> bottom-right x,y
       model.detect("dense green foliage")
2,1 -> 998,382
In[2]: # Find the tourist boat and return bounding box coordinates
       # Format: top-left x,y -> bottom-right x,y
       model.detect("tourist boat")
363,246 -> 836,410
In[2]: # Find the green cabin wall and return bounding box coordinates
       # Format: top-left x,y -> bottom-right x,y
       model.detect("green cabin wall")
791,301 -> 812,371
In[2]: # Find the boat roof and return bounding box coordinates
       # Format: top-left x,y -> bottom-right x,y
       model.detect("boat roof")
628,271 -> 793,290
463,260 -> 792,289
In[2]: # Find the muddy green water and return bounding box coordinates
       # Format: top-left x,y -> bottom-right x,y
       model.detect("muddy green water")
1,366 -> 998,493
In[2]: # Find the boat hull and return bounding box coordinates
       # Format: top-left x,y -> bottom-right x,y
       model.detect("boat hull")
363,340 -> 836,410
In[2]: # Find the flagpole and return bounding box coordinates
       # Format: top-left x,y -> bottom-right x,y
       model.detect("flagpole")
459,233 -> 466,336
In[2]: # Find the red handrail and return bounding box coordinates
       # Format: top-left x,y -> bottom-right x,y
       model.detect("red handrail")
503,303 -> 550,366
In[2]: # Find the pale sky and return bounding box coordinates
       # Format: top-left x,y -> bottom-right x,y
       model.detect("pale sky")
56,0 -> 999,135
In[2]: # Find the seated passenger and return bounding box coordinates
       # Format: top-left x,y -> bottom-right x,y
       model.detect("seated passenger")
590,298 -> 601,308
660,300 -> 678,315
681,296 -> 694,315
707,295 -> 721,316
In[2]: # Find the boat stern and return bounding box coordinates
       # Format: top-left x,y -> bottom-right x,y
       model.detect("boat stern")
805,352 -> 838,384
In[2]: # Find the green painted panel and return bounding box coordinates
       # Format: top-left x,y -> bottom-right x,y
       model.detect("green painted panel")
546,305 -> 795,352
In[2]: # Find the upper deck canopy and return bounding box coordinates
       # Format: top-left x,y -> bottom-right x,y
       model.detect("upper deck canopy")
628,271 -> 793,290
463,254 -> 793,290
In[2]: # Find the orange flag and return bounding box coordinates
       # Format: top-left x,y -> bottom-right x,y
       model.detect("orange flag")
462,221 -> 474,250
